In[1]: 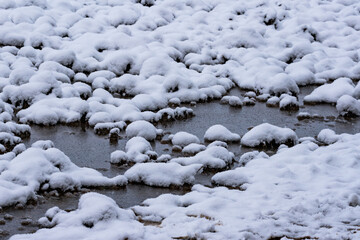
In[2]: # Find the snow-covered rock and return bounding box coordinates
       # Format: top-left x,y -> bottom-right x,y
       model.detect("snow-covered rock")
125,120 -> 161,141
171,145 -> 234,169
279,94 -> 299,111
241,123 -> 298,148
204,124 -> 240,142
336,95 -> 360,117
110,137 -> 157,164
124,162 -> 202,187
170,131 -> 200,147
0,142 -> 127,207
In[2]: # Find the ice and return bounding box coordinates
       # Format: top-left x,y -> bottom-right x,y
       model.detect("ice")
204,124 -> 240,142
241,123 -> 298,148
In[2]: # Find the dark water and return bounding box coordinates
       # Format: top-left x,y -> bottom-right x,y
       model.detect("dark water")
2,86 -> 360,238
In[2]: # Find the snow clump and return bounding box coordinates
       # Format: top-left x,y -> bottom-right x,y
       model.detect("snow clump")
241,123 -> 298,148
110,137 -> 157,164
124,162 -> 203,187
336,95 -> 360,117
0,141 -> 127,207
204,124 -> 240,142
125,120 -> 161,141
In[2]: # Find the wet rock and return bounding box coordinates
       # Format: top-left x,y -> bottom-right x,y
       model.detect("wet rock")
172,145 -> 182,152
4,214 -> 14,221
20,218 -> 33,226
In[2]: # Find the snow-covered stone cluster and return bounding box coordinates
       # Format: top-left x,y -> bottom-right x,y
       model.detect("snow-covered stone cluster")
2,0 -> 360,239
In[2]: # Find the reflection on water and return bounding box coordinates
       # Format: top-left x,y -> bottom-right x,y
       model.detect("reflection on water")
3,86 -> 360,237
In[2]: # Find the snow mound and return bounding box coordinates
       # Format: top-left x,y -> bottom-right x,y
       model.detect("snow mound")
110,136 -> 157,164
182,143 -> 206,156
0,142 -> 127,207
171,145 -> 234,169
317,129 -> 340,145
124,162 -> 203,187
220,96 -> 243,107
204,124 -> 240,142
304,78 -> 355,104
170,131 -> 200,147
241,123 -> 298,148
125,120 -> 160,141
336,95 -> 360,117
279,94 -> 299,111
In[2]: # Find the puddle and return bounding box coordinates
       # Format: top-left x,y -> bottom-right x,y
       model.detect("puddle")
4,86 -> 360,238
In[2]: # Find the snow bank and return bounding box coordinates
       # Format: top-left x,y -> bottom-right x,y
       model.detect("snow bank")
241,123 -> 298,148
0,142 -> 127,207
124,162 -> 202,187
204,124 -> 240,142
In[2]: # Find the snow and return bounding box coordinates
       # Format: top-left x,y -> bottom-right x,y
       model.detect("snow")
125,120 -> 160,141
0,141 -> 127,207
336,95 -> 360,117
170,131 -> 200,147
204,124 -> 240,142
241,123 -> 298,148
110,136 -> 157,164
30,130 -> 360,240
171,145 -> 234,169
3,0 -> 360,239
279,94 -> 299,111
124,162 -> 202,187
304,78 -> 355,104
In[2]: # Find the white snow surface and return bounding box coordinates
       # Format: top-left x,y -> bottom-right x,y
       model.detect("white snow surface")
241,123 -> 298,148
12,132 -> 360,239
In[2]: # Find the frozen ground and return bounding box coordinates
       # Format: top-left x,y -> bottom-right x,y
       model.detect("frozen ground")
1,0 -> 360,239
